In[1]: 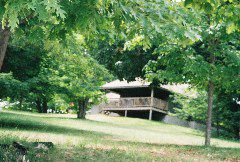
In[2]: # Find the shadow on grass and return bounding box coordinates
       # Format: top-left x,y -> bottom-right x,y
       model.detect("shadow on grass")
118,140 -> 240,150
109,140 -> 240,161
0,111 -> 239,161
1,136 -> 239,161
0,142 -> 167,162
0,111 -> 239,149
0,112 -> 112,140
2,110 -> 119,127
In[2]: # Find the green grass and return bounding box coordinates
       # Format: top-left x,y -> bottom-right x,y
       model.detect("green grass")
0,110 -> 239,161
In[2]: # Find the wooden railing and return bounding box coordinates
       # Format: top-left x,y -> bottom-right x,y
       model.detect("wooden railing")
100,97 -> 168,111
153,98 -> 168,110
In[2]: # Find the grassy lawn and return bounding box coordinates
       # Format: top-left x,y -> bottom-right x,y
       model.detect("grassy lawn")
0,110 -> 239,161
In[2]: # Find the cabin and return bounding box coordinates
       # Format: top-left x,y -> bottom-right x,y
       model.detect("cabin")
99,80 -> 190,120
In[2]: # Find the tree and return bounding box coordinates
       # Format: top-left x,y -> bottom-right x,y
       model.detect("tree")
171,87 -> 240,139
0,0 -> 67,69
145,11 -> 239,146
184,0 -> 240,34
1,38 -> 67,112
0,73 -> 28,100
1,0 -> 200,71
114,0 -> 240,146
88,0 -> 203,82
45,35 -> 113,118
0,0 -> 114,70
182,0 -> 240,146
0,45 -> 42,110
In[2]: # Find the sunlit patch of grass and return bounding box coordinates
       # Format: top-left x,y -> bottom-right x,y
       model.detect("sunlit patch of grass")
0,110 -> 239,161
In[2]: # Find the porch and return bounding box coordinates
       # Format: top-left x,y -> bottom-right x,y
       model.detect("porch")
99,97 -> 168,120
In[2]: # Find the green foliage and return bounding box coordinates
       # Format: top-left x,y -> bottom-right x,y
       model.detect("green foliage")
171,89 -> 240,139
145,30 -> 240,90
184,0 -> 240,34
1,44 -> 56,112
45,35 -> 113,108
172,92 -> 207,122
0,73 -> 28,99
214,90 -> 240,139
90,40 -> 156,80
142,2 -> 239,142
1,0 -> 66,30
2,45 -> 43,81
48,94 -> 70,112
1,32 -> 112,114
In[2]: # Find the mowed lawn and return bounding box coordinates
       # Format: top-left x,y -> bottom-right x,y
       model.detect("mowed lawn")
0,110 -> 239,161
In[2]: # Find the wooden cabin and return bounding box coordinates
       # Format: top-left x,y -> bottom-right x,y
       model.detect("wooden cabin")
99,80 -> 188,120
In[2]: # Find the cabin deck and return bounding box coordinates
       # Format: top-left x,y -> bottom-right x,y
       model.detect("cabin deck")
99,97 -> 168,120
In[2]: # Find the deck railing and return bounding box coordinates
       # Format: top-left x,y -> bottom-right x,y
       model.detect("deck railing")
100,97 -> 168,111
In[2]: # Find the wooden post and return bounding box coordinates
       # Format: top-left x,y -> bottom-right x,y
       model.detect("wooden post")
149,88 -> 154,120
151,88 -> 154,106
149,109 -> 152,120
125,110 -> 128,117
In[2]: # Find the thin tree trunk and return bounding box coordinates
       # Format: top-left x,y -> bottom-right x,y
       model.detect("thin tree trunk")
77,99 -> 89,119
36,97 -> 42,113
205,81 -> 214,146
215,103 -> 220,137
0,24 -> 10,71
204,31 -> 216,146
216,110 -> 220,137
42,98 -> 48,113
19,95 -> 23,110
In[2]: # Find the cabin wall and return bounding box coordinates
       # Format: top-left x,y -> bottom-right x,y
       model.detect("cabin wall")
111,87 -> 170,100
117,88 -> 151,98
154,89 -> 170,100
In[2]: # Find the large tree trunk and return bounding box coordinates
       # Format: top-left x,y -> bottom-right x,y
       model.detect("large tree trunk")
0,24 -> 10,71
77,98 -> 89,119
205,81 -> 214,146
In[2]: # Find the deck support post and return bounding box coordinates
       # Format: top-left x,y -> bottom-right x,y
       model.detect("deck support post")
151,88 -> 154,107
149,87 -> 154,120
125,110 -> 128,117
149,109 -> 153,120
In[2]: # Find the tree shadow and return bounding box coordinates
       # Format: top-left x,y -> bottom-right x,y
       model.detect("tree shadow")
115,139 -> 240,151
0,111 -> 239,150
0,112 -> 112,140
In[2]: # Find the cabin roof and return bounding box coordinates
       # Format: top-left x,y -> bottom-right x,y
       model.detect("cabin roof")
101,80 -> 150,89
101,80 -> 196,98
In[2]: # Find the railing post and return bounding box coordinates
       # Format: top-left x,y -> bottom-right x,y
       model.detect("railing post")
149,109 -> 152,120
125,110 -> 128,117
149,88 -> 154,120
151,88 -> 154,107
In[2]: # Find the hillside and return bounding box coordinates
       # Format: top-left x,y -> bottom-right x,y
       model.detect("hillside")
0,110 -> 239,161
